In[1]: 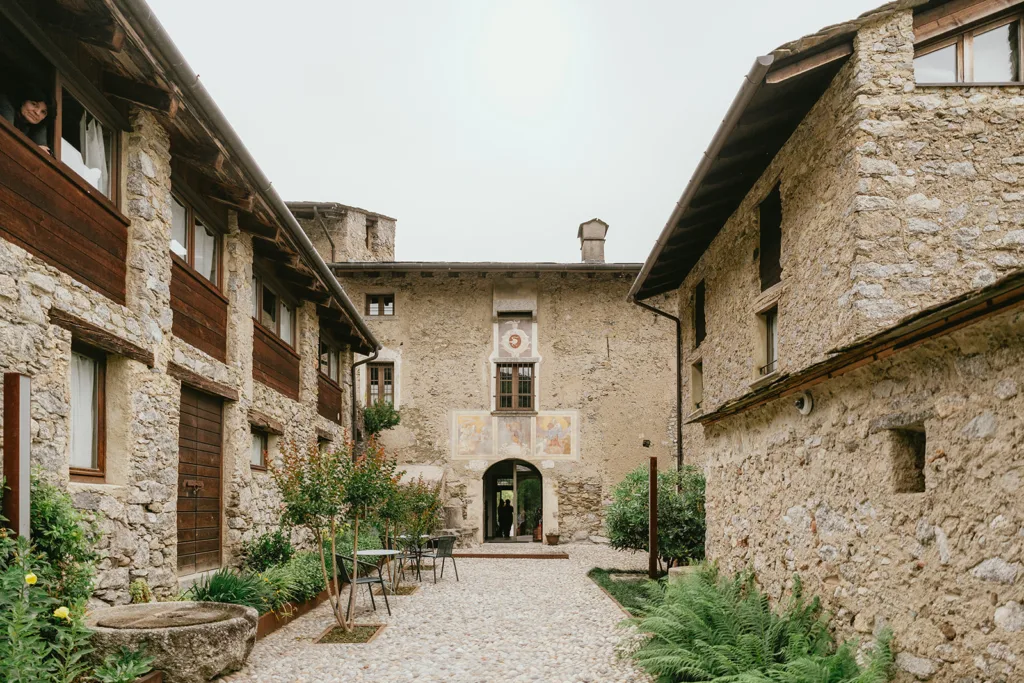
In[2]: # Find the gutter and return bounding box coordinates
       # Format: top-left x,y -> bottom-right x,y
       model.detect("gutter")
351,350 -> 380,442
118,0 -> 380,353
627,54 -> 775,303
332,262 -> 643,273
632,300 -> 683,469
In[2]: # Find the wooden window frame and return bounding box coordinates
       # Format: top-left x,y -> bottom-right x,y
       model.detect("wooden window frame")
693,280 -> 707,348
53,73 -> 122,207
690,360 -> 704,413
319,331 -> 341,383
171,189 -> 223,289
495,362 -> 535,413
366,361 -> 395,405
758,306 -> 779,378
252,268 -> 298,348
365,293 -> 395,317
250,429 -> 268,471
915,10 -> 1024,84
69,344 -> 106,482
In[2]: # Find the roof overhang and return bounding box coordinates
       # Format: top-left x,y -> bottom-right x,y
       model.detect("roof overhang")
331,261 -> 642,275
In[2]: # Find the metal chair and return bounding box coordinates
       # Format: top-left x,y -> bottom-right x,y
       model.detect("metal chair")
419,535 -> 458,583
336,554 -> 391,618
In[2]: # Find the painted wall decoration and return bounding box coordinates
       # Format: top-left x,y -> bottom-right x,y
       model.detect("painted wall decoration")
497,319 -> 532,359
497,416 -> 531,458
536,414 -> 573,457
455,413 -> 493,457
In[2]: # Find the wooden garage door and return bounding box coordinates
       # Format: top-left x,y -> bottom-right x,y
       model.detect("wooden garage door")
177,386 -> 223,575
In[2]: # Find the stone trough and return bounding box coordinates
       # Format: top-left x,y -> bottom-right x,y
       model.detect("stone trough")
86,602 -> 258,683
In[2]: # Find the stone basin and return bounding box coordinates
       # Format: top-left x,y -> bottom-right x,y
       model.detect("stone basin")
86,602 -> 258,683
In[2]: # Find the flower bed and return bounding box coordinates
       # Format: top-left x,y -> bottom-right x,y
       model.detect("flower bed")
255,587 -> 332,640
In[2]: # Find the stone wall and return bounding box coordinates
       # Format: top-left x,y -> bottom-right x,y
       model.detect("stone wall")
299,210 -> 396,263
702,306 -> 1023,682
337,272 -> 677,542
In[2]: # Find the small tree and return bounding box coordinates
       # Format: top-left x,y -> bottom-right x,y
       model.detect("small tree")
363,401 -> 400,436
372,461 -> 408,591
605,464 -> 705,571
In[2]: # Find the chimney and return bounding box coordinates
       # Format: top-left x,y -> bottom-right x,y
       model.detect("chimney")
578,218 -> 608,263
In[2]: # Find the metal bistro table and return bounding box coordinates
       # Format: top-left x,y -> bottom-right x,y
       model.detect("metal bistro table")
356,548 -> 403,592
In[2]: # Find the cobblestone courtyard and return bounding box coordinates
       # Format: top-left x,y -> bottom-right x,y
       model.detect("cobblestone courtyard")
227,544 -> 650,683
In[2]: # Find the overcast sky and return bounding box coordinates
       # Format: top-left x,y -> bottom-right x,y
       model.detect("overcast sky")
146,0 -> 881,263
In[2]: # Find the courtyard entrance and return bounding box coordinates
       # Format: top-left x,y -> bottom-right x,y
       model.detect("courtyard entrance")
483,459 -> 542,543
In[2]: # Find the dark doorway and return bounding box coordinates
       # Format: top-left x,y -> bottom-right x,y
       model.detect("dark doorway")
483,459 -> 542,543
176,386 -> 223,575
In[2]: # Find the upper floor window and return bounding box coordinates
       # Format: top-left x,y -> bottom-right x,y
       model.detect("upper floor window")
759,306 -> 779,377
367,362 -> 394,405
70,347 -> 106,479
252,271 -> 296,346
171,193 -> 220,285
759,185 -> 782,292
690,360 -> 704,412
496,362 -> 534,412
366,293 -> 395,316
693,280 -> 706,347
58,85 -> 116,199
319,334 -> 341,382
915,14 -> 1022,84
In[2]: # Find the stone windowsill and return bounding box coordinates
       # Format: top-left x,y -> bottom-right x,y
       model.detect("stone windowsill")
685,408 -> 703,422
917,82 -> 1024,88
749,370 -> 781,391
491,411 -> 538,417
752,281 -> 785,314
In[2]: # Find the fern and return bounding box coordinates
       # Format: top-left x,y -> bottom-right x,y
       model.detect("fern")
628,565 -> 894,683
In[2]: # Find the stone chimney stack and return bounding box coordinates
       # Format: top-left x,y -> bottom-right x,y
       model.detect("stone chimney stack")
578,218 -> 608,263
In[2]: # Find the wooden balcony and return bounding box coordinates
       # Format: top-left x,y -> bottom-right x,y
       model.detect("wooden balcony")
317,373 -> 343,424
253,321 -> 300,400
0,115 -> 128,304
170,254 -> 228,362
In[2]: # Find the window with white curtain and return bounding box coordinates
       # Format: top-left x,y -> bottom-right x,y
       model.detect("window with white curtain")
170,192 -> 219,286
251,431 -> 268,469
252,271 -> 297,347
60,89 -> 113,199
70,350 -> 104,474
280,302 -> 294,346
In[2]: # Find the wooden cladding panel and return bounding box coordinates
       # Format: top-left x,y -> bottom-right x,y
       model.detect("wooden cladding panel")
253,322 -> 300,400
0,117 -> 128,304
317,374 -> 343,424
170,257 -> 228,362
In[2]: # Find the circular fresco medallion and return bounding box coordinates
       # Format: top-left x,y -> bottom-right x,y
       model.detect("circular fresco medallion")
500,327 -> 531,357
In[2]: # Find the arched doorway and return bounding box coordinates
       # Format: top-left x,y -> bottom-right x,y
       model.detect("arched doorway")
483,459 -> 542,543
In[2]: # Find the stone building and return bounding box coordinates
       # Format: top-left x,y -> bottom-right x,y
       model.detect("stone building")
314,213 -> 678,544
630,0 -> 1024,679
0,0 -> 378,603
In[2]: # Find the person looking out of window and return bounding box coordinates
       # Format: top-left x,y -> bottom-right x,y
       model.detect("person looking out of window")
0,85 -> 50,153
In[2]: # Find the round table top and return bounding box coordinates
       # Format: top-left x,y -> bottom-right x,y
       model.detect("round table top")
356,549 -> 402,556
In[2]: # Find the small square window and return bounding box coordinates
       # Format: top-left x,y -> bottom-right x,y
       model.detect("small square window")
890,426 -> 926,493
495,362 -> 533,412
70,348 -> 106,478
690,361 -> 704,412
251,431 -> 268,469
758,306 -> 778,377
366,294 -> 395,316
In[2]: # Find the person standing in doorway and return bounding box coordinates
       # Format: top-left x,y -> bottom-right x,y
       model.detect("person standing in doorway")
498,499 -> 512,539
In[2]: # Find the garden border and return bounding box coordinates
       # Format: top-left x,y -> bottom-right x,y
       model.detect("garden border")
314,622 -> 388,645
255,587 -> 334,640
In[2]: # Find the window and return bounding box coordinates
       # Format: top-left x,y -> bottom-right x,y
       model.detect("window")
915,15 -> 1022,84
318,437 -> 332,453
759,306 -> 778,377
319,335 -> 340,382
57,86 -> 116,199
690,361 -> 704,412
890,426 -> 926,493
252,271 -> 296,347
367,362 -> 394,405
496,362 -> 534,412
250,430 -> 268,470
366,294 -> 395,316
171,193 -> 220,285
759,185 -> 782,291
694,280 -> 706,347
70,348 -> 105,478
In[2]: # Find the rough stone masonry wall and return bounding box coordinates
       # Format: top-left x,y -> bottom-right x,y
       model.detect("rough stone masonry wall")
338,273 -> 677,541
847,10 -> 1024,336
703,304 -> 1024,683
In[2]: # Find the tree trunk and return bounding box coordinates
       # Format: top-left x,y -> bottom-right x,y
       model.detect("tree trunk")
315,527 -> 343,627
346,515 -> 360,629
328,518 -> 348,632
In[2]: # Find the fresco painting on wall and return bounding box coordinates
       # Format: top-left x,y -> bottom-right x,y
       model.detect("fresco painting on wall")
536,415 -> 572,456
497,416 -> 531,457
456,414 -> 493,457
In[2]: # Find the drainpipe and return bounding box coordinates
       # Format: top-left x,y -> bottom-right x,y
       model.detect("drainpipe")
314,207 -> 336,263
632,299 -> 683,470
351,350 -> 379,442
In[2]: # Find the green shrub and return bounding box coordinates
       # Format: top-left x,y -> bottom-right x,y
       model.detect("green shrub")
128,579 -> 152,604
606,465 -> 705,569
29,475 -> 100,606
285,551 -> 327,603
240,529 -> 294,572
93,646 -> 155,683
184,568 -> 269,614
363,401 -> 400,435
629,564 -> 893,683
258,563 -> 300,613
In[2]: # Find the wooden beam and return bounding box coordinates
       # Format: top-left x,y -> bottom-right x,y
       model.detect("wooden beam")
103,72 -> 178,116
38,1 -> 126,52
238,213 -> 279,239
202,179 -> 255,213
49,308 -> 154,367
765,43 -> 853,84
914,0 -> 1017,43
248,409 -> 284,435
167,362 -> 239,402
170,135 -> 226,175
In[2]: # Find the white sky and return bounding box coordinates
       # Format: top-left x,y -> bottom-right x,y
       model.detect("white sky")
145,0 -> 882,263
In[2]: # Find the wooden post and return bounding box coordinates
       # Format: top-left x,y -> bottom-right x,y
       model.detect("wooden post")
649,455 -> 658,579
2,373 -> 31,539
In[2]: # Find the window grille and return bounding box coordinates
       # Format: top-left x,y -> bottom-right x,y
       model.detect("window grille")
366,294 -> 395,316
496,362 -> 534,411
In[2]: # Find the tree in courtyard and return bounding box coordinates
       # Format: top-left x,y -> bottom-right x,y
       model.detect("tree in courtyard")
363,401 -> 401,436
605,464 -> 705,572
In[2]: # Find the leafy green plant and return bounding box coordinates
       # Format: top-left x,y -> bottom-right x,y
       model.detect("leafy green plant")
129,578 -> 152,604
258,563 -> 300,614
184,568 -> 268,613
285,551 -> 327,603
628,564 -> 894,683
587,568 -> 652,616
606,465 -> 705,571
29,475 -> 100,606
240,529 -> 294,573
92,646 -> 155,683
363,401 -> 401,436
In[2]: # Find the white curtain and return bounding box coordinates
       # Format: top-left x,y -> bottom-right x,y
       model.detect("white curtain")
194,221 -> 217,282
70,353 -> 98,469
80,112 -> 109,196
250,433 -> 263,467
280,304 -> 294,345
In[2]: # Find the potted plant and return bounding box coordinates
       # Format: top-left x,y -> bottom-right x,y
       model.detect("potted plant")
545,526 -> 560,546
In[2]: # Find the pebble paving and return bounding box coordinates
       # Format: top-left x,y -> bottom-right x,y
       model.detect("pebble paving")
225,543 -> 651,683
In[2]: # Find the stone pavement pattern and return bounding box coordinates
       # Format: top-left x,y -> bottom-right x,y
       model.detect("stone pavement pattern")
225,543 -> 650,683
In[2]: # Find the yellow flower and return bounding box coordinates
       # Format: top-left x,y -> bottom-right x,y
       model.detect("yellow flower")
53,606 -> 71,621
24,573 -> 37,585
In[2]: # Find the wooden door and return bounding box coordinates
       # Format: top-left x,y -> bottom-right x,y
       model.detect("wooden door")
177,386 -> 223,575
